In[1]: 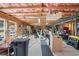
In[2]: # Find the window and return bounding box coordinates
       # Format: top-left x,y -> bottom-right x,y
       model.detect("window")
0,18 -> 5,43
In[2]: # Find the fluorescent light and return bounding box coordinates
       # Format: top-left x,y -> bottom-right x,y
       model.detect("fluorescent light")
38,18 -> 40,23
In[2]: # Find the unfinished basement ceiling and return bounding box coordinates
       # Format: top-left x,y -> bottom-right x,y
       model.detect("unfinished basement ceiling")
0,3 -> 79,25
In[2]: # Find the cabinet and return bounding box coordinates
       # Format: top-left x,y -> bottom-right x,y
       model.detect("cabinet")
50,35 -> 62,52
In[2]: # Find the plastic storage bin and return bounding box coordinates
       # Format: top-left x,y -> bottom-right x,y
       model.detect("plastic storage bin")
11,38 -> 29,56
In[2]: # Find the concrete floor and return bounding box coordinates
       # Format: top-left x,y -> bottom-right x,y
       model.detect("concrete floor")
28,35 -> 53,56
28,35 -> 79,56
53,41 -> 79,56
28,35 -> 42,56
41,40 -> 53,56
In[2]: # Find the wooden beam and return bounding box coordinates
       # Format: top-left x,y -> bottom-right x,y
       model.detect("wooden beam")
9,11 -> 77,14
0,4 -> 79,9
0,11 -> 32,26
10,12 -> 47,14
10,12 -> 47,16
0,4 -> 42,9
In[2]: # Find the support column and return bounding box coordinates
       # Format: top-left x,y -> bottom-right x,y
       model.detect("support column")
40,17 -> 46,31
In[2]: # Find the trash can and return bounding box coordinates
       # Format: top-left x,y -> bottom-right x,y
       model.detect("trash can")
11,38 -> 29,56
